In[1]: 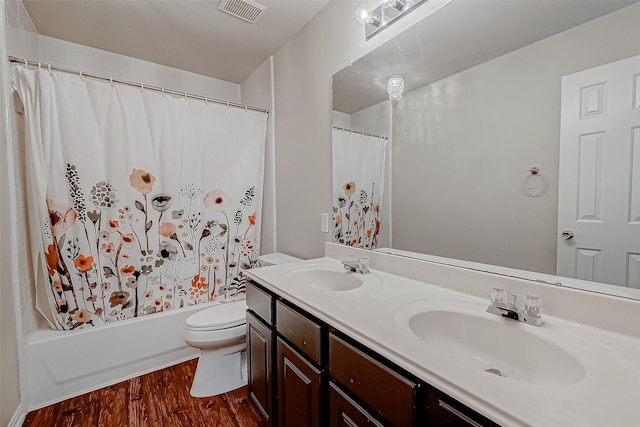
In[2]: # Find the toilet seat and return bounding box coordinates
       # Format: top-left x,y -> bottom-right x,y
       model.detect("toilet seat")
185,300 -> 247,331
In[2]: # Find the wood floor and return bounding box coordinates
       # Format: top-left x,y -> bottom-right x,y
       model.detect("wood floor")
22,359 -> 267,427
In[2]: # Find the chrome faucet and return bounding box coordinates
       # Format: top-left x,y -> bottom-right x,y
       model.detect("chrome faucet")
342,255 -> 370,274
486,288 -> 544,327
486,293 -> 520,321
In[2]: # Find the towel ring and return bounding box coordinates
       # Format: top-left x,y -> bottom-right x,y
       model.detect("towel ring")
520,167 -> 544,190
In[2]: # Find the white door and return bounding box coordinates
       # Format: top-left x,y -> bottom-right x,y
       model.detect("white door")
558,54 -> 640,287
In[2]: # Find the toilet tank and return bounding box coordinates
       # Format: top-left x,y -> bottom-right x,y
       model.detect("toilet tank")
257,253 -> 301,266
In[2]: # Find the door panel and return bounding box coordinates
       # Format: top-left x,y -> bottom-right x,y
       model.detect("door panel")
558,54 -> 640,287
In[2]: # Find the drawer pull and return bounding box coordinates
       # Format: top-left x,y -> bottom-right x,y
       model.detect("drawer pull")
438,400 -> 484,427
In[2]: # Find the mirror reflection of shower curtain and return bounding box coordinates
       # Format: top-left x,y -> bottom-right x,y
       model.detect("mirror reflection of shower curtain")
332,128 -> 388,250
13,65 -> 267,331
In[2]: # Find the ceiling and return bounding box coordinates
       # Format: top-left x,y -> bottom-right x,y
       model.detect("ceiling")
23,0 -> 330,84
333,0 -> 637,114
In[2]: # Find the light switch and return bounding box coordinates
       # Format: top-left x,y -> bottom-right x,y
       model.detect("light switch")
320,213 -> 329,233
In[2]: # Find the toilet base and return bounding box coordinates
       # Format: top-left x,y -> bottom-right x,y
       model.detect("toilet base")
190,343 -> 247,397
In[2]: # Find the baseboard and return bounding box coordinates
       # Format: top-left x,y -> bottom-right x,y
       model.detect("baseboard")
7,405 -> 26,427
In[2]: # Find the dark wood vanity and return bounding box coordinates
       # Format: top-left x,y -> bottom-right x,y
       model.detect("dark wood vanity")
246,280 -> 500,426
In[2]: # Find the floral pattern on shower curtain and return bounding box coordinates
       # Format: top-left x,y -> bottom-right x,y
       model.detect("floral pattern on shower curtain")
332,128 -> 388,250
13,66 -> 267,331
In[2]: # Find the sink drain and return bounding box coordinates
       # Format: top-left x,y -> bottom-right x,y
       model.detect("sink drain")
485,368 -> 505,377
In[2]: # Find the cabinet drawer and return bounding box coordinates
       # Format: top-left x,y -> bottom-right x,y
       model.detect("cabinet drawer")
427,387 -> 500,427
329,381 -> 384,427
247,281 -> 273,326
276,301 -> 322,365
329,333 -> 418,427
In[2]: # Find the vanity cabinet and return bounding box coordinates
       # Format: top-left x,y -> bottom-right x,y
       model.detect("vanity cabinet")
246,280 -> 500,427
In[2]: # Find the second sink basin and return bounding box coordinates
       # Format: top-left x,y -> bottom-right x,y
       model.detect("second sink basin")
401,302 -> 585,388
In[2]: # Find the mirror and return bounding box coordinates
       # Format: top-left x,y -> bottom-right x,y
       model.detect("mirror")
332,0 -> 640,299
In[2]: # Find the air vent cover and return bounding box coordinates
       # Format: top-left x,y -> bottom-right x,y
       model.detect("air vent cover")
218,0 -> 266,24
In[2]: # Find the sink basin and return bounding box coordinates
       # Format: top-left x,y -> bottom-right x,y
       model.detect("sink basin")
407,309 -> 585,387
283,267 -> 365,291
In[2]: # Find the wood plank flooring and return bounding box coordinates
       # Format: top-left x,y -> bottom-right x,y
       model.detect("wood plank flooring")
22,359 -> 267,427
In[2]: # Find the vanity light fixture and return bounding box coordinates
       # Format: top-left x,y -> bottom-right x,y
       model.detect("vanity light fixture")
387,74 -> 405,100
356,4 -> 381,26
378,0 -> 405,10
356,0 -> 424,39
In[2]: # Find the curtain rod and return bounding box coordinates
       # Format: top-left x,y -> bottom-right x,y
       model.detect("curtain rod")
332,126 -> 388,140
8,56 -> 269,114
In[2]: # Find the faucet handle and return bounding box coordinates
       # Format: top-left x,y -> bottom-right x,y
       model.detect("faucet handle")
523,294 -> 543,318
489,287 -> 508,305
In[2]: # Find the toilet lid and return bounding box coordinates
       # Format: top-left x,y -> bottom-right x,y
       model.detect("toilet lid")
186,300 -> 247,330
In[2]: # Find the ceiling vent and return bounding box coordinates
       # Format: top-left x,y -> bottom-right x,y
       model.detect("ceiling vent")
218,0 -> 267,24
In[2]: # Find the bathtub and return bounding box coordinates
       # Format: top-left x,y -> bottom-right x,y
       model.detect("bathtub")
25,300 -> 233,410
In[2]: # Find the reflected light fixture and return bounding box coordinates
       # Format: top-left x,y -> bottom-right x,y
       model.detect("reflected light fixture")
356,0 -> 424,39
387,75 -> 405,101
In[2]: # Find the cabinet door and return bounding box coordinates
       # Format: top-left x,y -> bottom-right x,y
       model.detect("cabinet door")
329,381 -> 384,427
276,337 -> 321,427
247,311 -> 274,425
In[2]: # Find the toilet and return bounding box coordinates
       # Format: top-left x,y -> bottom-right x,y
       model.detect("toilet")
257,252 -> 303,267
184,252 -> 300,397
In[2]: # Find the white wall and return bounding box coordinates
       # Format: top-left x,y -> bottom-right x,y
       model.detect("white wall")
241,57 -> 277,255
392,3 -> 640,274
273,0 -> 453,259
1,0 -> 39,423
332,110 -> 351,129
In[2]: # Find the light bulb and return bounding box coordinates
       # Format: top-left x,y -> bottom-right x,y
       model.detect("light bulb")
378,0 -> 397,8
355,4 -> 375,24
387,74 -> 405,101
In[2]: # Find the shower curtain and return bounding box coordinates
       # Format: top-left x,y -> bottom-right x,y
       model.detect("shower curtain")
13,65 -> 267,331
332,128 -> 388,250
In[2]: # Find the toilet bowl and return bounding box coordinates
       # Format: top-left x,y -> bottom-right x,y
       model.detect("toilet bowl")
184,299 -> 248,397
184,253 -> 301,397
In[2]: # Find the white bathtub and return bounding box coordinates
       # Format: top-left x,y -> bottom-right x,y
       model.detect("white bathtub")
25,301 -> 229,410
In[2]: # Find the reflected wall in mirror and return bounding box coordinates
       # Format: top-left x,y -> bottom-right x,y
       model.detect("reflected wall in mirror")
332,0 -> 640,299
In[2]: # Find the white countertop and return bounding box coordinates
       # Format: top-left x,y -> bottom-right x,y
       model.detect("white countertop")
246,255 -> 640,427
